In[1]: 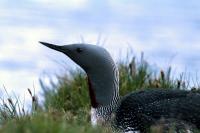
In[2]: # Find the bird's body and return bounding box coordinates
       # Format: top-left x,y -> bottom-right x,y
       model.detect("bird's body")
115,89 -> 200,132
40,42 -> 200,132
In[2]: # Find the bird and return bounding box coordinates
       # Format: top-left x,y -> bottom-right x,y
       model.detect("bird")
40,41 -> 200,132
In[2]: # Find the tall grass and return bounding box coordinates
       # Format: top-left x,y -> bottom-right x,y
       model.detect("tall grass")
0,53 -> 197,133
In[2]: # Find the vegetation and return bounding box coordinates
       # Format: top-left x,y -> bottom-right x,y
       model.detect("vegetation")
0,54 -> 198,133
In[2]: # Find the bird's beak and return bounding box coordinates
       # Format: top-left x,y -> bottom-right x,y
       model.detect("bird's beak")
39,41 -> 65,53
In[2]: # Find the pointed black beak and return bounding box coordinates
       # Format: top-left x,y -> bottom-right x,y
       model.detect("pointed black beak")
39,41 -> 65,52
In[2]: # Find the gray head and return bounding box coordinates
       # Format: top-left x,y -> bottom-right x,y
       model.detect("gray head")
40,42 -> 119,108
40,42 -> 114,72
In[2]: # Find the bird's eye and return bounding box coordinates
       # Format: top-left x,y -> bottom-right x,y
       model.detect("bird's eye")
76,48 -> 83,53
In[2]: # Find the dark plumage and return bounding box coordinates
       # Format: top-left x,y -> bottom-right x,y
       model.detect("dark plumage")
40,42 -> 200,132
115,89 -> 200,132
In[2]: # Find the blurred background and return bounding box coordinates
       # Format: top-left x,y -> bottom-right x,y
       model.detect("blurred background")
0,0 -> 200,105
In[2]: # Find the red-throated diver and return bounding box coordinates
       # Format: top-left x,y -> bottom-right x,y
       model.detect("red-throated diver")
40,41 -> 200,132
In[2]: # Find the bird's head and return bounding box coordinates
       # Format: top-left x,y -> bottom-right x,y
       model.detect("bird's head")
40,41 -> 118,108
40,41 -> 113,73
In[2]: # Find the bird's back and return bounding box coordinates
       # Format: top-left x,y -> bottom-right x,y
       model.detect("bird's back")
114,89 -> 200,132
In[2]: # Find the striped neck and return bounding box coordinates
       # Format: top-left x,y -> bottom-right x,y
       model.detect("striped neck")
87,63 -> 120,125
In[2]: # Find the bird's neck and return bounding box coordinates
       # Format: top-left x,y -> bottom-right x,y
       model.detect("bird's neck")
87,64 -> 120,125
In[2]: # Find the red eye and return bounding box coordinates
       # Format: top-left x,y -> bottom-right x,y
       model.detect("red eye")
76,48 -> 83,53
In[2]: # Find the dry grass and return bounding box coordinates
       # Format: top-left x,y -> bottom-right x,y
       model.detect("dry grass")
0,53 -> 199,133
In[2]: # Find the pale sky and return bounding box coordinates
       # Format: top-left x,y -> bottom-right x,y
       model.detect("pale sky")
0,0 -> 200,103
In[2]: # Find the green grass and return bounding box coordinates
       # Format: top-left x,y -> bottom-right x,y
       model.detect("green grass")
0,54 -> 197,133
